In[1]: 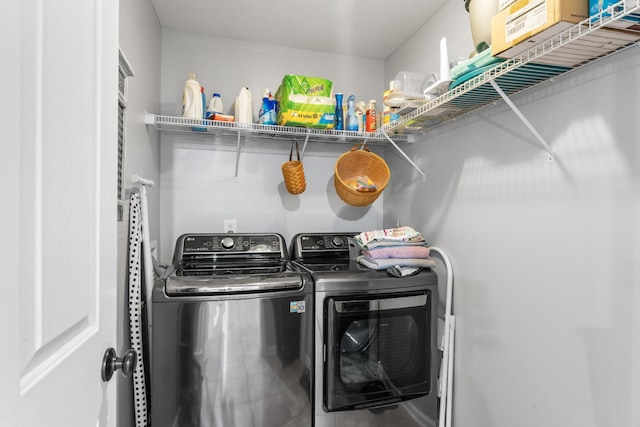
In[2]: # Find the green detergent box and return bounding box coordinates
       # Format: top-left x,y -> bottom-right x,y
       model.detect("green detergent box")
276,75 -> 336,129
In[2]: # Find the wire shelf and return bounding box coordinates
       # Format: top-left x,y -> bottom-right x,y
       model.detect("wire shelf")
146,114 -> 412,144
380,0 -> 640,134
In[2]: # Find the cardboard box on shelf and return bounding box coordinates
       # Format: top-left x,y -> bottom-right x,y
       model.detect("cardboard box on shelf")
499,0 -> 518,12
491,0 -> 589,58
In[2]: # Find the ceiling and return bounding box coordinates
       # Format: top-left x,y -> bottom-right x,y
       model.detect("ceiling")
151,0 -> 450,59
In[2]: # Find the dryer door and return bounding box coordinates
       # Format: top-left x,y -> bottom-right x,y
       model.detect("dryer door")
324,291 -> 432,411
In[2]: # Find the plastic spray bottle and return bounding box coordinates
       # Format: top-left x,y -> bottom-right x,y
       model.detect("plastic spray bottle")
258,89 -> 277,125
346,95 -> 358,131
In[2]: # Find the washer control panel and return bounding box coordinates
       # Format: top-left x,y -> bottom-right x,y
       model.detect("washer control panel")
176,233 -> 285,257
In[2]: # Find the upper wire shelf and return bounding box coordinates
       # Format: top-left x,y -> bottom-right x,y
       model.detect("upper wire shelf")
379,0 -> 640,134
145,113 -> 413,144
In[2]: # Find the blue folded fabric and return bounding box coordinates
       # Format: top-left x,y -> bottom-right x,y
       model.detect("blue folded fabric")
386,266 -> 423,278
357,255 -> 436,271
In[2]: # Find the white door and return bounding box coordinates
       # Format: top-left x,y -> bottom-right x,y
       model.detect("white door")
0,0 -> 120,426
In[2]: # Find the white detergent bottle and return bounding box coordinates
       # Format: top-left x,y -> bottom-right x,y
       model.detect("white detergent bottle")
206,93 -> 224,119
235,87 -> 253,124
181,73 -> 203,119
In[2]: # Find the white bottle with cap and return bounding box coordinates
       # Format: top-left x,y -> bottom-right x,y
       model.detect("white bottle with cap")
206,93 -> 224,119
235,87 -> 253,124
181,73 -> 203,119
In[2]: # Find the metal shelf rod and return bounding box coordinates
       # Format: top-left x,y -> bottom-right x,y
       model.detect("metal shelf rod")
300,130 -> 311,160
382,131 -> 426,180
489,80 -> 555,162
235,132 -> 241,179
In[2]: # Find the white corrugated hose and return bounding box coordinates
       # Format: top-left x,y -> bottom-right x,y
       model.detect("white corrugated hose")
429,246 -> 455,427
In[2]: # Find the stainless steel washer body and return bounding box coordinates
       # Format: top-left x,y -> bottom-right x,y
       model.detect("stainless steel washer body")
151,233 -> 313,427
290,233 -> 438,427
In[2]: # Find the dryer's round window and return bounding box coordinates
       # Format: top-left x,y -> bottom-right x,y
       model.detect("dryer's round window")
339,315 -> 420,386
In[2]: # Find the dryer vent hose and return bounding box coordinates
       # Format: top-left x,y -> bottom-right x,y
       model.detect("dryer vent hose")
429,246 -> 454,427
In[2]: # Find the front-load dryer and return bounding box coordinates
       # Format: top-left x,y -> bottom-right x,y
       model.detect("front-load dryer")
290,232 -> 438,427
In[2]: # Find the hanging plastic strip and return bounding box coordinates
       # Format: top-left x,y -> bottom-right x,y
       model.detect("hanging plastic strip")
127,191 -> 149,427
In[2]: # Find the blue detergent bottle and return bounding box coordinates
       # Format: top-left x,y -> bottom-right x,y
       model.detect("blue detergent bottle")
335,93 -> 344,130
346,95 -> 358,131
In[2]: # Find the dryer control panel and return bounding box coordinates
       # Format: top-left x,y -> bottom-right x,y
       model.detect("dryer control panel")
290,232 -> 358,263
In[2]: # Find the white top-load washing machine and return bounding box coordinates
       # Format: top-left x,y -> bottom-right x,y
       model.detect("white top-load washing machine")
290,232 -> 439,427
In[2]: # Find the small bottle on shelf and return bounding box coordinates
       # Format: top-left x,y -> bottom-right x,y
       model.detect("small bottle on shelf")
334,93 -> 344,130
365,99 -> 377,132
346,95 -> 358,131
206,93 -> 224,119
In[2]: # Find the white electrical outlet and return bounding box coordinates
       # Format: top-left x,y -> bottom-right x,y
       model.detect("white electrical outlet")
224,219 -> 237,233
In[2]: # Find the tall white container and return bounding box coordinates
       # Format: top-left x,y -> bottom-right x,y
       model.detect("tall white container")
466,0 -> 499,48
235,87 -> 253,124
181,73 -> 203,119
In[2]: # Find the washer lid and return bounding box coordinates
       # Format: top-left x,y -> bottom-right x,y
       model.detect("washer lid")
165,271 -> 305,295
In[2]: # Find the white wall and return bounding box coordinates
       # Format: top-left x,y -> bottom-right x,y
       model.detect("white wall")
384,3 -> 640,426
118,0 -> 162,425
120,1 -> 640,426
385,0 -> 475,87
158,30 -> 387,264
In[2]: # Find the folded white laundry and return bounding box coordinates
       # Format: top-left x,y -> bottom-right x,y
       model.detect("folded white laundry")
356,226 -> 426,249
362,246 -> 430,259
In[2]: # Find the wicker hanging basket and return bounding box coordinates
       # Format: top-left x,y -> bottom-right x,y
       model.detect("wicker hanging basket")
281,140 -> 306,195
334,144 -> 390,206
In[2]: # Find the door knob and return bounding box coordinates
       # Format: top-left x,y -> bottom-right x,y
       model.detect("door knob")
101,347 -> 137,382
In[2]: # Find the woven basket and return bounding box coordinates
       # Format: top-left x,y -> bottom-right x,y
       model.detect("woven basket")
334,145 -> 390,206
282,140 -> 306,195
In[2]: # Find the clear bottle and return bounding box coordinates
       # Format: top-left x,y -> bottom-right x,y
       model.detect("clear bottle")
356,101 -> 366,132
206,93 -> 224,119
181,73 -> 203,119
346,95 -> 358,131
334,93 -> 344,130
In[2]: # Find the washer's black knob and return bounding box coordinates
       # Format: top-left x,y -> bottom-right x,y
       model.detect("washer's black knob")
331,236 -> 344,247
221,237 -> 235,249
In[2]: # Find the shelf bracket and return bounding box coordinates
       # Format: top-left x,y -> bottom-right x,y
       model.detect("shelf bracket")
381,132 -> 426,181
299,131 -> 311,160
234,131 -> 241,180
489,80 -> 555,162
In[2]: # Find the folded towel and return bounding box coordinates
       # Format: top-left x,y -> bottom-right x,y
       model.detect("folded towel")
363,246 -> 430,260
357,255 -> 436,271
356,226 -> 423,247
360,238 -> 427,250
